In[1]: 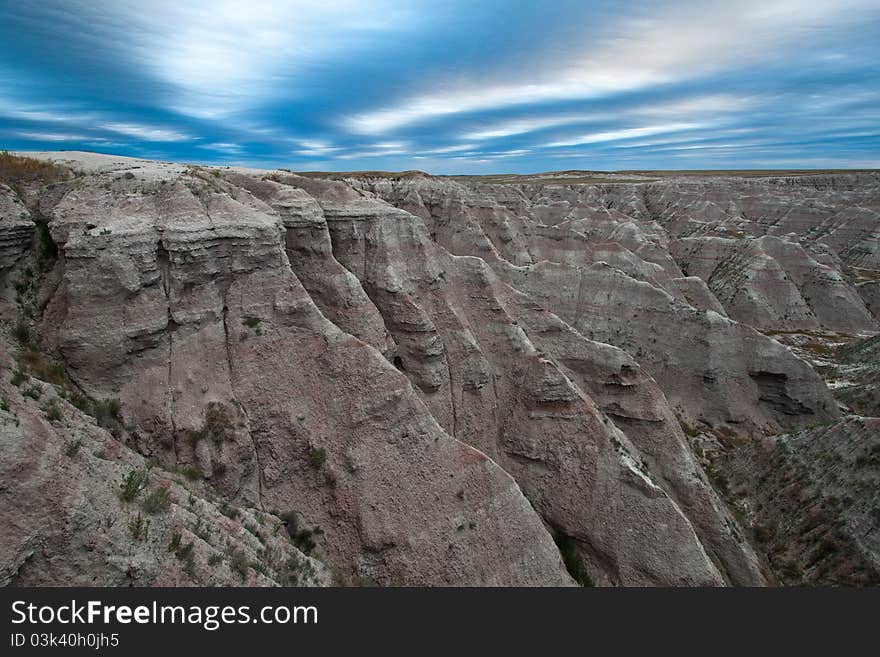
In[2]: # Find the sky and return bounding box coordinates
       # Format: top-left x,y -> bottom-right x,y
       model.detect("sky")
1,0 -> 879,173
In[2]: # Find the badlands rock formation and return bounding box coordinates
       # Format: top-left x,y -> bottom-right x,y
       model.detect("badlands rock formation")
1,153 -> 878,586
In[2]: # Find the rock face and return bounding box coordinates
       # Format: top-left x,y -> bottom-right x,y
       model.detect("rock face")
721,416 -> 880,585
0,184 -> 35,274
2,153 -> 879,586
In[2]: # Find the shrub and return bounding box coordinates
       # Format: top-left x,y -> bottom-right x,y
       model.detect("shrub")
12,320 -> 30,345
219,501 -> 240,520
142,487 -> 173,514
41,399 -> 62,422
191,403 -> 231,445
65,440 -> 82,457
23,384 -> 42,400
207,553 -> 223,567
119,469 -> 148,502
249,561 -> 269,578
93,398 -> 122,432
17,350 -> 67,386
241,315 -> 261,329
285,553 -> 317,586
170,534 -> 195,575
179,465 -> 202,481
0,397 -> 7,412
280,511 -> 321,555
10,369 -> 27,387
128,513 -> 148,541
307,446 -> 327,470
244,521 -> 264,543
229,549 -> 249,580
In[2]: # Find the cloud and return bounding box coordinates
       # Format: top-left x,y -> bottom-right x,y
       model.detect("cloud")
545,123 -> 706,147
98,122 -> 192,142
346,0 -> 878,134
1,0 -> 877,172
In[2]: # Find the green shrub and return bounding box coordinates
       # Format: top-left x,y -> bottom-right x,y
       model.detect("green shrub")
12,320 -> 30,345
119,469 -> 148,502
190,403 -> 231,445
229,549 -> 249,580
241,315 -> 261,329
207,553 -> 223,567
10,369 -> 27,387
41,399 -> 62,422
219,501 -> 240,520
307,446 -> 327,470
169,533 -> 195,575
93,398 -> 122,433
65,440 -> 82,457
280,511 -> 321,555
180,465 -> 202,481
23,384 -> 42,400
129,513 -> 148,541
249,561 -> 269,578
142,487 -> 173,514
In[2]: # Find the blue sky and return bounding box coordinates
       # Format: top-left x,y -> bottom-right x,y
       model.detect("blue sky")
1,0 -> 879,173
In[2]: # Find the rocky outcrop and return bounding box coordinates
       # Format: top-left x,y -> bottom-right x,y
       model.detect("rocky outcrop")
0,185 -> 35,274
252,174 -> 742,585
671,235 -> 876,332
3,153 -> 878,587
18,160 -> 571,586
721,416 -> 880,585
0,343 -> 329,587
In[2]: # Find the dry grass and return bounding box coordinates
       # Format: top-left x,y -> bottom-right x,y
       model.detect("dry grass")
0,151 -> 70,189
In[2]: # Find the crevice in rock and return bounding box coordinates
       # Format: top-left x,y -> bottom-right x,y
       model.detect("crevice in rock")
220,291 -> 265,510
156,240 -> 178,463
444,352 -> 458,438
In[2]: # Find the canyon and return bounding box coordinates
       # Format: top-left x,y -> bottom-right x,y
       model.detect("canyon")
1,152 -> 878,586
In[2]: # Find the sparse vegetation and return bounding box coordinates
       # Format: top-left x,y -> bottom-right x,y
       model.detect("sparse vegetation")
219,501 -> 240,520
179,465 -> 202,481
285,553 -> 317,586
120,469 -> 148,502
41,399 -> 62,422
142,487 -> 173,514
229,548 -> 250,580
64,439 -> 82,457
0,151 -> 70,190
22,384 -> 42,400
128,513 -> 148,541
280,511 -> 321,555
307,446 -> 326,469
190,402 -> 232,445
12,320 -> 30,345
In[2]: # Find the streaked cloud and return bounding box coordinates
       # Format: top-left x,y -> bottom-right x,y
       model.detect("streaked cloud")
0,0 -> 877,172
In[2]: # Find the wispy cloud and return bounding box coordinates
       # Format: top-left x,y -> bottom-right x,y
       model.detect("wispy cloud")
346,0 -> 878,134
1,0 -> 878,172
545,122 -> 706,147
